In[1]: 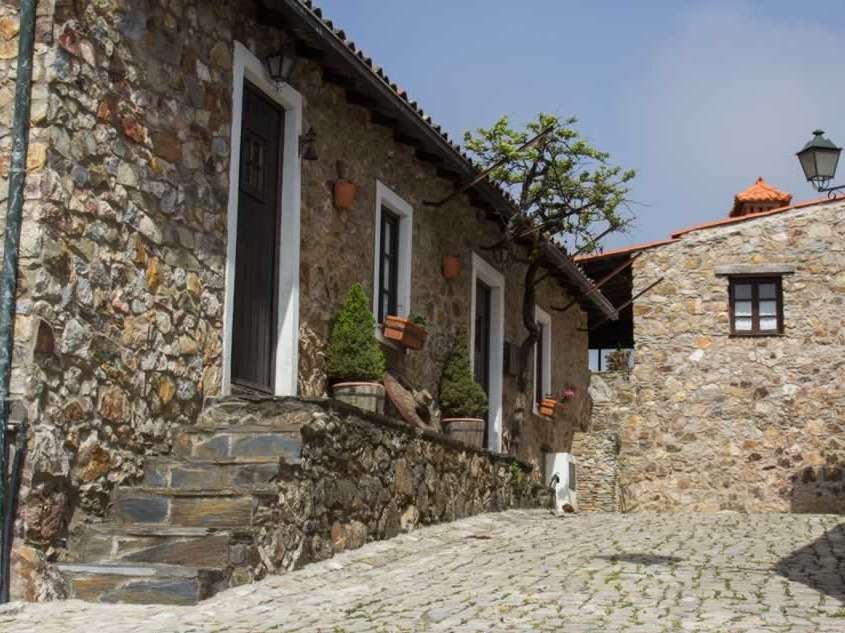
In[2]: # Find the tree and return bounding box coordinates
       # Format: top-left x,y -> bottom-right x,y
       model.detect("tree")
326,283 -> 386,383
464,114 -> 634,442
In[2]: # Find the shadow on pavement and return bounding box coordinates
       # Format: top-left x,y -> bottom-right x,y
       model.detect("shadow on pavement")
775,521 -> 845,603
595,553 -> 682,566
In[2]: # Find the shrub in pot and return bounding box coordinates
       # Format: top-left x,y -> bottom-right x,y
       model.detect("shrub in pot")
327,283 -> 386,414
439,332 -> 488,449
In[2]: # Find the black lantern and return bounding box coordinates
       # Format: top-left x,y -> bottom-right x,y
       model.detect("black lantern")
796,130 -> 842,192
265,45 -> 296,85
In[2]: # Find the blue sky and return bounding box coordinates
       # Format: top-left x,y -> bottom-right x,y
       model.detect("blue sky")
318,1 -> 845,249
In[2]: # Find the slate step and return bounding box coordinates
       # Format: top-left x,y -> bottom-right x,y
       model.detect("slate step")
143,457 -> 281,490
68,523 -> 256,569
112,487 -> 273,528
172,424 -> 302,464
57,562 -> 223,605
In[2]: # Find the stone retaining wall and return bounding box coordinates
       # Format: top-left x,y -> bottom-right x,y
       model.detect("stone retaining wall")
206,397 -> 551,576
571,430 -> 621,512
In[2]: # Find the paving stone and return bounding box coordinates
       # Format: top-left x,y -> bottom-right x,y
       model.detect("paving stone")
5,511 -> 845,632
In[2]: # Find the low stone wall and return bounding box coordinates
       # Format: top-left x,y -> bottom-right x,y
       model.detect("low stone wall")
571,431 -> 622,512
191,397 -> 549,578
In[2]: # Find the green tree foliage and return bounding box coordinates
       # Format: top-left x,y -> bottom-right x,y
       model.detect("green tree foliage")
326,283 -> 385,383
464,114 -> 635,392
439,332 -> 488,419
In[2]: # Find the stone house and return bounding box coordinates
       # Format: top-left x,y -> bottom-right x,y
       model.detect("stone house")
0,0 -> 616,601
578,178 -> 845,513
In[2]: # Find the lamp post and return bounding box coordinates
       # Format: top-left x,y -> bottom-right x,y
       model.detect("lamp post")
796,130 -> 844,196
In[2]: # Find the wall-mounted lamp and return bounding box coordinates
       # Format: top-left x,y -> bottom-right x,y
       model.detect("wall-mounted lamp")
299,127 -> 318,161
797,129 -> 843,197
265,43 -> 296,85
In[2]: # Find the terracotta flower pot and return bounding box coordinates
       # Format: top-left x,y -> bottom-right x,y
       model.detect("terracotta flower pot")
539,398 -> 558,417
333,179 -> 357,210
442,255 -> 461,280
442,417 -> 485,449
383,315 -> 428,351
332,382 -> 385,415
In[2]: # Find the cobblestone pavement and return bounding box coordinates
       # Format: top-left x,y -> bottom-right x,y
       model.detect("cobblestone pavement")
3,510 -> 845,632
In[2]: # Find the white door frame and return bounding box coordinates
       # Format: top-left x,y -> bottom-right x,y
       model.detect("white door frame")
222,41 -> 302,396
470,253 -> 505,452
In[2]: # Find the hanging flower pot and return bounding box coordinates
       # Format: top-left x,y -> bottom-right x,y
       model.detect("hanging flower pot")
334,179 -> 357,210
442,255 -> 461,280
383,315 -> 428,351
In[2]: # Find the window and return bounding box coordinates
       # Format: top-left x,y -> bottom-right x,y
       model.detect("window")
377,208 -> 399,322
533,305 -> 552,413
729,277 -> 783,335
372,181 -> 412,324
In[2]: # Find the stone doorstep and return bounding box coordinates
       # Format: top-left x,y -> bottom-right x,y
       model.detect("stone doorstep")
143,456 -> 282,490
56,562 -> 223,606
171,426 -> 303,464
69,523 -> 251,569
112,487 -> 273,529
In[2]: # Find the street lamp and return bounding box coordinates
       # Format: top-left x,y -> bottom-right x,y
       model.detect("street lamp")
796,130 -> 843,196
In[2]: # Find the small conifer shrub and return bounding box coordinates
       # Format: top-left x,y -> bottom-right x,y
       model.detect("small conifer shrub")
439,332 -> 488,419
326,283 -> 385,383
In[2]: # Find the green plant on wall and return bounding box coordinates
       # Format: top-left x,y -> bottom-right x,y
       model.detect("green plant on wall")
326,283 -> 385,383
439,331 -> 488,419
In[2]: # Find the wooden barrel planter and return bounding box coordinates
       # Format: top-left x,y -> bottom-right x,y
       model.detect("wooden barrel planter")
442,418 -> 485,449
332,382 -> 386,415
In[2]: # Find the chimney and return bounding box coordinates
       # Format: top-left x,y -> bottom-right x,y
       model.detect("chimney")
731,177 -> 792,218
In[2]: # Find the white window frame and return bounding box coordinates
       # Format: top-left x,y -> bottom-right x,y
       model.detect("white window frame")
222,41 -> 302,397
532,305 -> 553,415
470,253 -> 505,453
372,181 -> 413,330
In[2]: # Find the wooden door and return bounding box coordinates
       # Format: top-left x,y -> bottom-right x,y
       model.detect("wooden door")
231,82 -> 284,392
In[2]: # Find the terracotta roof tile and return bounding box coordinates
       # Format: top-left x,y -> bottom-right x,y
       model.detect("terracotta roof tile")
731,177 -> 792,217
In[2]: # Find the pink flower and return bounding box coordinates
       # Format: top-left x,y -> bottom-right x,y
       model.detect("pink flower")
560,387 -> 577,401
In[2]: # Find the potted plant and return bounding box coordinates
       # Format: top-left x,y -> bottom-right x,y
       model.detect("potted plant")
539,387 -> 577,418
439,332 -> 488,448
333,160 -> 358,210
383,313 -> 428,351
327,283 -> 386,414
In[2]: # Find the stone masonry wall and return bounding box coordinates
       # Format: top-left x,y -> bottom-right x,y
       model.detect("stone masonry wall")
570,430 -> 621,512
5,0 -> 590,582
249,397 -> 550,573
619,201 -> 845,512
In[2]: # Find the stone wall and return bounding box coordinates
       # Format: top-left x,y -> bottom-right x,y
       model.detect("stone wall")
4,0 -> 590,580
251,397 -> 549,572
571,430 -> 621,512
614,200 -> 845,512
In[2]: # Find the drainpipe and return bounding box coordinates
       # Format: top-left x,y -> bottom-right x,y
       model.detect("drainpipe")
0,0 -> 37,604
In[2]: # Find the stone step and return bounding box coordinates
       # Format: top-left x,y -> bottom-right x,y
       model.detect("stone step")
172,424 -> 302,464
112,487 -> 272,528
56,562 -> 223,605
143,457 -> 281,490
68,523 -> 255,569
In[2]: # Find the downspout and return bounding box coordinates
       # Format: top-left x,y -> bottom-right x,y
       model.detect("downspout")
0,0 -> 37,604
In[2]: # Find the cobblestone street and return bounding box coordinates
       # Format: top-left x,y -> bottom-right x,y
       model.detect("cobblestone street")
2,510 -> 845,632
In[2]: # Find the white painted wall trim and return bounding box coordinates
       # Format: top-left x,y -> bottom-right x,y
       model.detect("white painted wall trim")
372,180 -> 413,325
470,252 -> 505,453
532,305 -> 553,415
222,41 -> 302,397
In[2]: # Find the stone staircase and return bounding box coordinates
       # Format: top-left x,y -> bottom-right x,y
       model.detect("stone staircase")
58,404 -> 305,605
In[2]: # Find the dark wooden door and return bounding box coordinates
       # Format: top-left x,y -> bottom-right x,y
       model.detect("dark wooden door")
474,280 -> 492,446
231,82 -> 284,392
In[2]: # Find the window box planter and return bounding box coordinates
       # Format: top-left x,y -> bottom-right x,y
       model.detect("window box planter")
383,315 -> 428,351
442,418 -> 485,449
539,398 -> 558,417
